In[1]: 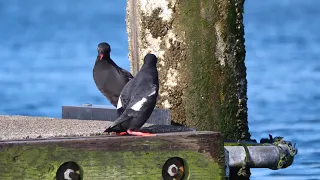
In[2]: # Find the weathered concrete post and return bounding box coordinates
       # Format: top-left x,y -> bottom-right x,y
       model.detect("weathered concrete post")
127,0 -> 250,178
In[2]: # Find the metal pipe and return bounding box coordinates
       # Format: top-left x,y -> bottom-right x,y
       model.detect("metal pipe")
225,138 -> 297,170
225,146 -> 280,168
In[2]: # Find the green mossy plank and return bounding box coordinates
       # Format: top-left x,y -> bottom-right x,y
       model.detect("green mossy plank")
0,131 -> 225,180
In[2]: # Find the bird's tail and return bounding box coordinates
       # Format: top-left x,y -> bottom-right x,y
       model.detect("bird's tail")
104,124 -> 123,133
104,127 -> 113,132
117,107 -> 125,117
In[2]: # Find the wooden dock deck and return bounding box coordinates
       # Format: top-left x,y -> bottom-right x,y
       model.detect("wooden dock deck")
0,116 -> 225,179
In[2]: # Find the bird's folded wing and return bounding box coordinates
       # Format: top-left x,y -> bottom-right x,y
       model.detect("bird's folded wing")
116,80 -> 136,112
120,69 -> 134,80
128,85 -> 158,112
113,109 -> 135,125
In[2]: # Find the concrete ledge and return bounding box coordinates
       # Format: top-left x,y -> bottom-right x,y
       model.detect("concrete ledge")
0,115 -> 109,140
62,105 -> 171,125
0,115 -> 193,141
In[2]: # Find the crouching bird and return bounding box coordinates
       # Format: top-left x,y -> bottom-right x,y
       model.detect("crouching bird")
93,42 -> 134,107
104,53 -> 159,136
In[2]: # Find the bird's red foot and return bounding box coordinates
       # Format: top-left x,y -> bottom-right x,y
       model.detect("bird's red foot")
127,130 -> 156,136
110,132 -> 128,136
119,132 -> 127,135
104,131 -> 128,136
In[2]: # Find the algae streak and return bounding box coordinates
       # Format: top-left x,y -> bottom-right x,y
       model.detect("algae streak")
173,0 -> 250,140
0,145 -> 222,179
0,132 -> 225,179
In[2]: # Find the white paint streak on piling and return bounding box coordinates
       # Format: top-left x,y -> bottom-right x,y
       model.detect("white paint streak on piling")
127,0 -> 182,110
141,29 -> 165,60
164,67 -> 178,88
140,0 -> 175,21
215,24 -> 226,66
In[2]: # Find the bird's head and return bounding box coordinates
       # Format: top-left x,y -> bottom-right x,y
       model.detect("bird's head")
97,42 -> 111,60
143,53 -> 158,65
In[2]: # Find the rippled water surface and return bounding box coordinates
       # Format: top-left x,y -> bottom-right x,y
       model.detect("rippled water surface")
0,0 -> 319,179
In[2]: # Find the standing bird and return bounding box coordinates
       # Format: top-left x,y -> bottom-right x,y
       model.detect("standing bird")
104,53 -> 159,136
93,42 -> 134,107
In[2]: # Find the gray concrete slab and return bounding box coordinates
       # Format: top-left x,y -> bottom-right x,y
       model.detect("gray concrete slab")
0,115 -> 195,141
0,115 -> 111,140
62,105 -> 171,125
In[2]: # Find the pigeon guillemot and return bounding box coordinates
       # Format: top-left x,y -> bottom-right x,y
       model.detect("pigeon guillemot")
104,53 -> 159,136
93,42 -> 134,107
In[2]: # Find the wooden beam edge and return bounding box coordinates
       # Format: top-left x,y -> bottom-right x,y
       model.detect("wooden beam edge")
0,131 -> 221,144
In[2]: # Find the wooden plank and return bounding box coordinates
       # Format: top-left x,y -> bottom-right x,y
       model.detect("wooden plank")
62,105 -> 171,125
0,131 -> 225,179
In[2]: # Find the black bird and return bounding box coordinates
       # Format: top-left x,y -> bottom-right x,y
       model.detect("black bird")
104,53 -> 159,136
93,42 -> 134,107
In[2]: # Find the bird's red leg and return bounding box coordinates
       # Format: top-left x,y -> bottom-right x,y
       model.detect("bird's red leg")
127,130 -> 156,136
119,132 -> 127,135
105,131 -> 128,136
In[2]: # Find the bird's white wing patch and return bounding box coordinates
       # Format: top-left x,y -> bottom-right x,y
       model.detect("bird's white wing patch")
148,91 -> 156,96
116,95 -> 122,109
131,97 -> 147,111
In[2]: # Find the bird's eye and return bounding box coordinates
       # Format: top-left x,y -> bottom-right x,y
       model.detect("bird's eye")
97,49 -> 104,54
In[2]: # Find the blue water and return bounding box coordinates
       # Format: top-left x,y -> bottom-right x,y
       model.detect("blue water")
0,0 -> 319,179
